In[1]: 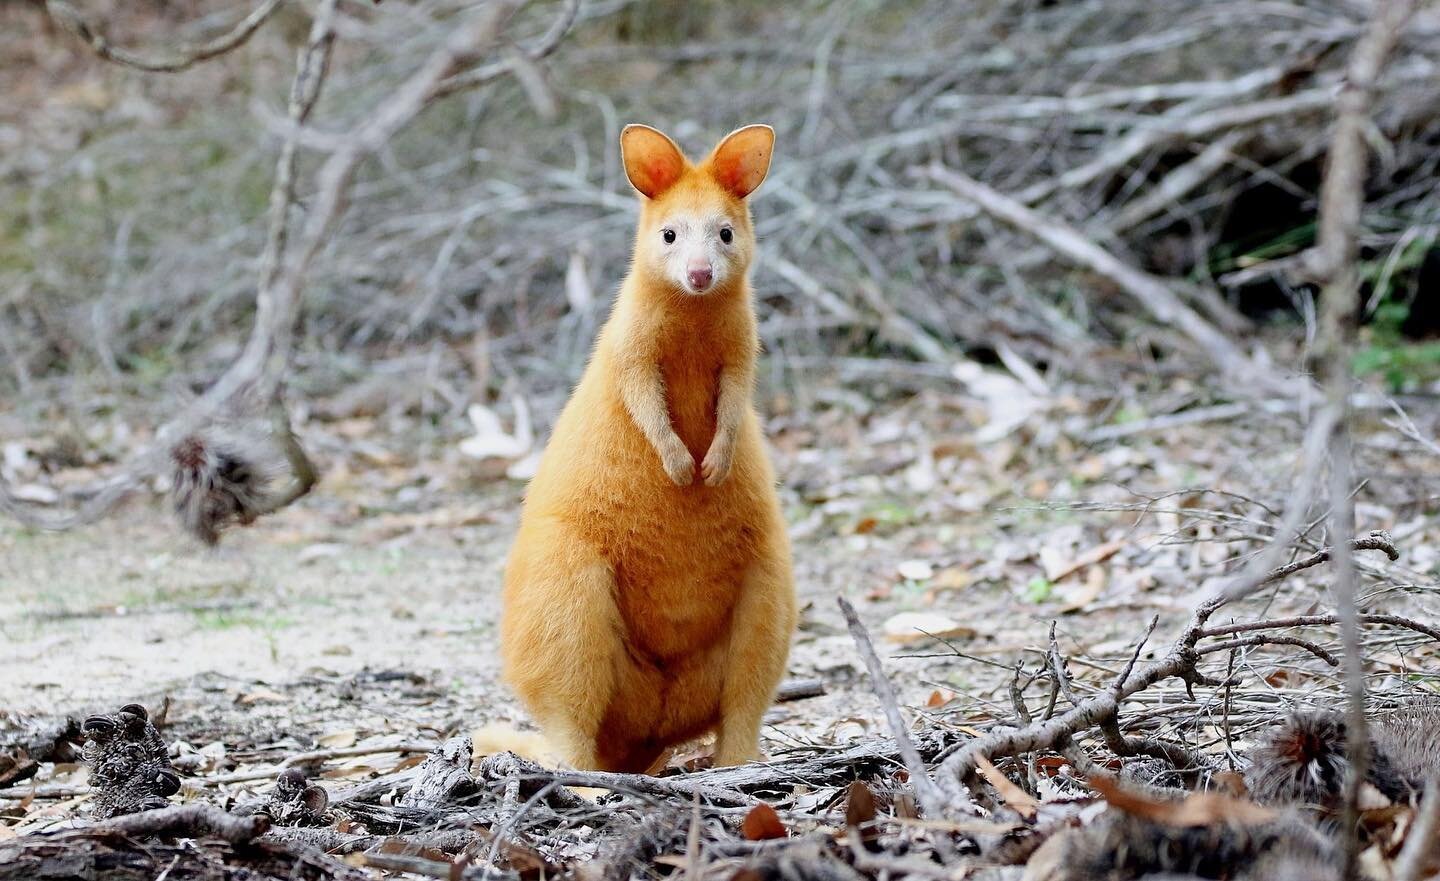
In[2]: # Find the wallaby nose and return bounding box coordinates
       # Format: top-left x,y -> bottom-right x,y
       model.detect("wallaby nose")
687,263 -> 713,291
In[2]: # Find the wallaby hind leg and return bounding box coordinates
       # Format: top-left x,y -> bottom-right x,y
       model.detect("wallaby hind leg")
713,553 -> 796,766
501,525 -> 623,770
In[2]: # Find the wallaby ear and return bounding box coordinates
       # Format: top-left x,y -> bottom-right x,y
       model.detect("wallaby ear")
621,124 -> 687,199
708,124 -> 774,199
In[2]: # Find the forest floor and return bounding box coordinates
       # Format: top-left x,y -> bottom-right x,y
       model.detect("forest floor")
3,373 -> 1439,828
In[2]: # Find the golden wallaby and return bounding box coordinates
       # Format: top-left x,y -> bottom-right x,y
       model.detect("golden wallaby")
499,123 -> 796,772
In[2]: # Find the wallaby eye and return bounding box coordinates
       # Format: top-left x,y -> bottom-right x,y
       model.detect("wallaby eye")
662,228 -> 676,244
719,227 -> 733,244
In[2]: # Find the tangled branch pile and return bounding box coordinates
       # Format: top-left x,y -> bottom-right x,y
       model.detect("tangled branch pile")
2,0 -> 1437,413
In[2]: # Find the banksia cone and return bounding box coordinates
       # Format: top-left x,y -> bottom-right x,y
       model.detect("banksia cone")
170,432 -> 277,545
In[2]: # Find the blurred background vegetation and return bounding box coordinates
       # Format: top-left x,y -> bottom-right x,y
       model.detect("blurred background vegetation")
0,0 -> 1436,435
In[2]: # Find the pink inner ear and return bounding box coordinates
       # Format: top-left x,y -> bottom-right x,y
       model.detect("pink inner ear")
715,158 -> 746,193
649,158 -> 681,190
712,139 -> 768,197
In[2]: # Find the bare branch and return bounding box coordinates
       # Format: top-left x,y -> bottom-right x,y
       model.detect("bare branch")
432,0 -> 581,99
99,803 -> 269,844
920,163 -> 1278,392
44,0 -> 284,73
1306,3 -> 1419,873
1195,635 -> 1338,665
1201,613 -> 1440,645
1256,530 -> 1398,586
837,597 -> 949,819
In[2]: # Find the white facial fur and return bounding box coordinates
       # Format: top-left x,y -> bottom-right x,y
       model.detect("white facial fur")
654,211 -> 737,296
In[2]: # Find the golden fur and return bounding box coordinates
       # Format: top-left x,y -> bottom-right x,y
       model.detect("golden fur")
499,124 -> 796,772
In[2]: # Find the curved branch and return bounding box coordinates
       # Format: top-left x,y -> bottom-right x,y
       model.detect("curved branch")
45,0 -> 284,73
1202,613 -> 1440,645
1196,635 -> 1339,665
432,0 -> 581,99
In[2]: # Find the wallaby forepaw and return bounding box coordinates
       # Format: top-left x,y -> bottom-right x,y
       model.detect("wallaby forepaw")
661,445 -> 695,486
701,439 -> 733,486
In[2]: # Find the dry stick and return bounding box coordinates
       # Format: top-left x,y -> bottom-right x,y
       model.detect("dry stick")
932,536 -> 1400,808
200,741 -> 439,786
1046,622 -> 1079,707
432,0 -> 581,98
774,678 -> 826,702
837,597 -> 948,819
263,826 -> 478,858
1253,530 -> 1398,585
490,763 -> 752,809
1308,4 -> 1418,876
1098,615 -> 1208,775
98,803 -> 269,844
44,0 -> 283,72
1014,88 -> 1335,205
1105,130 -> 1248,234
920,163 -> 1276,393
1201,613 -> 1439,644
213,0 -> 337,511
1113,615 -> 1160,697
1081,402 -> 1251,444
1195,635 -> 1338,665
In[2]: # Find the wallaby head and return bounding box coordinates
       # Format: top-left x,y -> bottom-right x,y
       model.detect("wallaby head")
620,123 -> 774,297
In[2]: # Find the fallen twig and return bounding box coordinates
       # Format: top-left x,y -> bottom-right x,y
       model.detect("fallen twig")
98,803 -> 268,844
838,597 -> 948,819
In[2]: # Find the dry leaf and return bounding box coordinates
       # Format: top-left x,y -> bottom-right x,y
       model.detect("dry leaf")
1056,565 -> 1106,614
393,754 -> 428,772
897,559 -> 934,580
926,689 -> 956,708
498,837 -> 554,880
975,755 -> 1038,820
893,793 -> 918,819
931,567 -> 971,590
1089,774 -> 1275,827
1044,538 -> 1125,583
883,611 -> 976,643
236,688 -> 287,705
460,398 -> 533,464
742,802 -> 787,840
318,730 -> 358,749
845,780 -> 878,845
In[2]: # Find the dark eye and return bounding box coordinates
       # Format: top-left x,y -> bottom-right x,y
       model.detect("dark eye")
719,227 -> 733,244
662,228 -> 676,244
